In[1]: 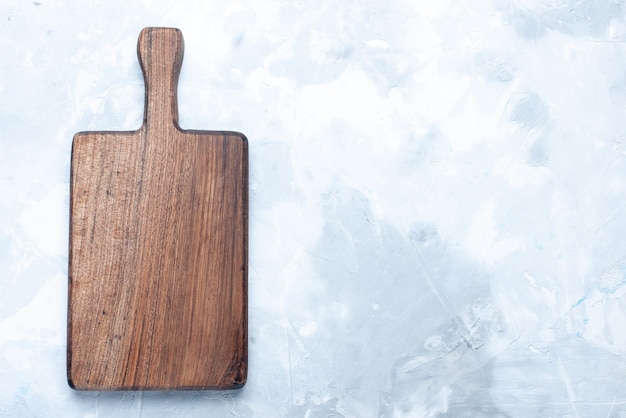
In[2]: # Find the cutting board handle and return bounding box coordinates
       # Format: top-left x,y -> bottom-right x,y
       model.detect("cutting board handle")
137,27 -> 184,131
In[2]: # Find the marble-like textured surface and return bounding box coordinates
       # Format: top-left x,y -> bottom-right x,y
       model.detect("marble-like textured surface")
2,0 -> 626,416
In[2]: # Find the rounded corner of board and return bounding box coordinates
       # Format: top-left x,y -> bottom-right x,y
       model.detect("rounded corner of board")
71,131 -> 92,152
66,374 -> 83,391
231,375 -> 247,390
230,131 -> 248,145
67,367 -> 98,391
71,133 -> 82,148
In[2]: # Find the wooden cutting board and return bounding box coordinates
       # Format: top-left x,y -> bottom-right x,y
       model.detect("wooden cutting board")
67,27 -> 248,390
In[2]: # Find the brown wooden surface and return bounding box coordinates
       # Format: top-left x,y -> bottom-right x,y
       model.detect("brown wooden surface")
67,27 -> 248,390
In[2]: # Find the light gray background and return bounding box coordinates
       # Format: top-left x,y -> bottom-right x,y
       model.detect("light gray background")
2,0 -> 626,416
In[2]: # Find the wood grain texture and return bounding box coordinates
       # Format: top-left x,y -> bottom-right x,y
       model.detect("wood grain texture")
67,27 -> 248,390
